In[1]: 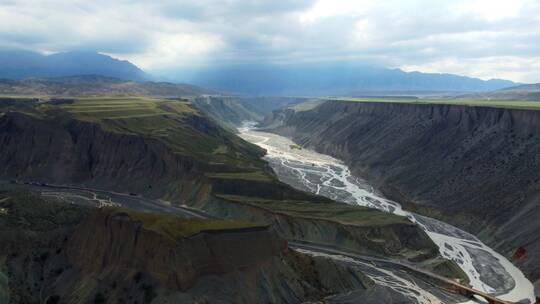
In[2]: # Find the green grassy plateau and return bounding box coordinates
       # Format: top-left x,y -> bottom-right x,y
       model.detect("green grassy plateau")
216,194 -> 410,227
105,207 -> 267,241
328,96 -> 540,110
0,96 -> 267,175
0,96 -> 415,233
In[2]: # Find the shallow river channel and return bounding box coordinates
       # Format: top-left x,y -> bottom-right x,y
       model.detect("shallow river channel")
239,123 -> 535,304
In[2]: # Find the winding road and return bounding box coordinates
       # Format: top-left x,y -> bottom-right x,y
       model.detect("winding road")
0,180 -> 494,303
290,241 -> 513,304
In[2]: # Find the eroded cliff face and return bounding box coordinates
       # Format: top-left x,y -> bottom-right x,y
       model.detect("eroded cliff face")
265,100 -> 540,288
0,101 -> 444,302
66,209 -> 288,292
196,197 -> 438,261
0,110 -> 440,269
0,112 -> 205,200
65,209 -> 375,303
1,198 -> 376,304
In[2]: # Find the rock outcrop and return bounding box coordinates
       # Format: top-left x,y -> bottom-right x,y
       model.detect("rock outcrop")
197,196 -> 438,261
0,112 -> 204,200
0,108 -> 440,265
1,195 -> 378,304
0,98 -> 452,300
264,100 -> 540,290
66,209 -> 287,292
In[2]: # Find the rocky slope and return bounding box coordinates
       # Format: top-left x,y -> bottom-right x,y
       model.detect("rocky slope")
0,97 -> 440,264
191,96 -> 308,131
0,111 -> 204,200
0,92 -> 473,302
1,192 -> 389,304
197,195 -> 438,261
192,96 -> 263,131
0,97 -> 268,197
264,99 -> 540,291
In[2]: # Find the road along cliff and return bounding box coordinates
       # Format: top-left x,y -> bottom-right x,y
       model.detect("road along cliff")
262,99 -> 540,300
1,192 -> 386,303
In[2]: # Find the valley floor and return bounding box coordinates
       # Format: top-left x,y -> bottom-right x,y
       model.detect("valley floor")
239,125 -> 536,304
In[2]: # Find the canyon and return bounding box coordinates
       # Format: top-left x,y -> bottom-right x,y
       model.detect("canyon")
263,99 -> 540,297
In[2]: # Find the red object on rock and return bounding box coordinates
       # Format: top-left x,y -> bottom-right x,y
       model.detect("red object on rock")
513,246 -> 527,260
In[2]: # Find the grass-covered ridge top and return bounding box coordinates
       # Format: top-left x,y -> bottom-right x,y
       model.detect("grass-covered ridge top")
326,96 -> 540,110
0,96 -> 269,176
61,97 -> 196,119
287,99 -> 326,112
102,207 -> 268,241
205,171 -> 275,182
216,194 -> 410,227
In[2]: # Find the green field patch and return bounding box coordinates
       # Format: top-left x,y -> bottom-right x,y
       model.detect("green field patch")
65,104 -> 156,109
69,110 -> 168,120
289,99 -> 326,112
106,208 -> 266,241
2,96 -> 269,177
158,102 -> 197,114
329,97 -> 540,110
216,194 -> 410,227
74,97 -> 159,103
102,115 -> 176,135
63,97 -> 197,122
212,145 -> 229,154
289,144 -> 302,150
61,98 -> 171,120
419,256 -> 470,284
68,108 -> 163,114
206,171 -> 274,182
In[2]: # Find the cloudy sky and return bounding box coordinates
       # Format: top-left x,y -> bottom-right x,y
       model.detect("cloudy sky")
1,0 -> 540,82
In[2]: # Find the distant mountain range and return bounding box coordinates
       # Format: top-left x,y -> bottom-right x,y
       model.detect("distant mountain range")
460,83 -> 540,100
165,63 -> 518,96
0,75 -> 214,97
0,50 -> 148,81
0,50 -> 520,96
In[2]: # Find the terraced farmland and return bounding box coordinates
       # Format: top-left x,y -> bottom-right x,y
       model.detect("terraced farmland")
61,97 -> 194,120
0,96 -> 268,176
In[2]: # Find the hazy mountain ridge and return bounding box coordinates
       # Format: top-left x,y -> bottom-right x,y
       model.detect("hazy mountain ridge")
166,63 -> 517,96
460,83 -> 540,100
0,50 -> 519,97
0,50 -> 148,81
